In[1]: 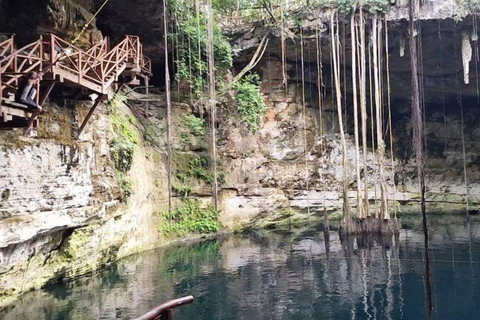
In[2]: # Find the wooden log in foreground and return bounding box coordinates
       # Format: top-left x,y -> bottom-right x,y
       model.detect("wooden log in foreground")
132,296 -> 194,320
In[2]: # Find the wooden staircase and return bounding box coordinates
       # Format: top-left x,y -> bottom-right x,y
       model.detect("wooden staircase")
0,33 -> 152,132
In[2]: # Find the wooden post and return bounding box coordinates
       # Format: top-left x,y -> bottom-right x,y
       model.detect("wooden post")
145,77 -> 149,111
40,82 -> 55,106
76,98 -> 101,139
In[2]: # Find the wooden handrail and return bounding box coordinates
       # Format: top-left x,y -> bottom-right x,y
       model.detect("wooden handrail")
1,33 -> 152,98
132,296 -> 194,320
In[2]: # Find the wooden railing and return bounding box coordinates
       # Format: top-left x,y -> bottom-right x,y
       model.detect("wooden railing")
133,296 -> 194,320
0,35 -> 15,98
0,36 -> 44,91
0,33 -> 151,97
0,35 -> 14,60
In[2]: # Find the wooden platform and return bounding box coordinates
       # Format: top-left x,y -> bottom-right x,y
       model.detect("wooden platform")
0,98 -> 38,128
0,33 -> 151,132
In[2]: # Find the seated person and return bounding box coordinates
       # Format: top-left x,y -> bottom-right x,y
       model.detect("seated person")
15,71 -> 43,135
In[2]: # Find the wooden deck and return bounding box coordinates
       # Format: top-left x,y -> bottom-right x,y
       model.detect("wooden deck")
0,98 -> 37,128
0,33 -> 151,132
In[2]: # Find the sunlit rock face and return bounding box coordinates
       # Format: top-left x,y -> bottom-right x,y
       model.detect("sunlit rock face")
0,104 -> 165,307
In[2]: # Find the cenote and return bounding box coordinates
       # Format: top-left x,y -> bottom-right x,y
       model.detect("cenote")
1,215 -> 479,319
3,0 -> 480,317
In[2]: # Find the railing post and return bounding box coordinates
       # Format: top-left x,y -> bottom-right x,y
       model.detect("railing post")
136,37 -> 140,65
50,34 -> 55,73
39,35 -> 44,72
78,52 -> 82,83
10,34 -> 14,56
76,97 -> 101,139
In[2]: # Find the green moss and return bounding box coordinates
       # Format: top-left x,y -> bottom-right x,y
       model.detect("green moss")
174,153 -> 214,188
108,93 -> 138,199
158,198 -> 220,237
58,226 -> 95,261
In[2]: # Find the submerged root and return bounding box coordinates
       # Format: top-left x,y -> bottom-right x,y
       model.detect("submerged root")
339,217 -> 400,236
339,218 -> 356,236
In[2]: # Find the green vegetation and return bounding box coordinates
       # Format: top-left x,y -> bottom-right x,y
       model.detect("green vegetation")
184,114 -> 206,136
235,73 -> 267,133
161,151 -> 225,237
455,0 -> 480,21
208,0 -> 393,22
176,154 -> 214,189
317,0 -> 390,13
108,94 -> 138,198
159,198 -> 220,237
170,0 -> 233,95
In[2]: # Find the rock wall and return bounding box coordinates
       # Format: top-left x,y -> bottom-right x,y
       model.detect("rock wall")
0,102 -> 166,307
1,0 -> 480,309
216,57 -> 480,229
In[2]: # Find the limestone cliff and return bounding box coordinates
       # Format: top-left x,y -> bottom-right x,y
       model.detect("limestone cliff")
1,0 -> 480,309
0,102 -> 166,306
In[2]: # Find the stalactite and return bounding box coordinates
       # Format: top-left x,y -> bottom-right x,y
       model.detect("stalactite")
473,16 -> 479,102
454,27 -> 470,214
399,36 -> 405,57
331,12 -> 352,235
462,31 -> 473,85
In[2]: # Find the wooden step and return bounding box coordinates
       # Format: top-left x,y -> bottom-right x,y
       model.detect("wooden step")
1,99 -> 34,118
0,98 -> 38,129
53,68 -> 105,94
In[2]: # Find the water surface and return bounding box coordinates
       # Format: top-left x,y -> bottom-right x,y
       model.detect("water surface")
2,215 -> 480,319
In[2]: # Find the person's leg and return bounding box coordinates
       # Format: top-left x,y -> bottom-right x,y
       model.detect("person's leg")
24,103 -> 42,136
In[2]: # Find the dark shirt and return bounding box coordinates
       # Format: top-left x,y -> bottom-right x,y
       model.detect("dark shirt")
14,77 -> 29,102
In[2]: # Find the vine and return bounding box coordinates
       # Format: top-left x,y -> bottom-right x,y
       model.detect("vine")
171,0 -> 233,96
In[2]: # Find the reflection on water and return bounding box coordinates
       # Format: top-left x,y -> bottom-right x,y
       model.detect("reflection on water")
2,216 -> 480,319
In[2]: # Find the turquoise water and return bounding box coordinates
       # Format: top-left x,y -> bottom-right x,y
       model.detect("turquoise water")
1,216 -> 480,319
